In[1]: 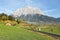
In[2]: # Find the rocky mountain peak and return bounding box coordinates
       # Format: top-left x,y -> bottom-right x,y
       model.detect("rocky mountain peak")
13,6 -> 44,17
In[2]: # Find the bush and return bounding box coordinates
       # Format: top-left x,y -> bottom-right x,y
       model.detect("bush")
11,21 -> 17,26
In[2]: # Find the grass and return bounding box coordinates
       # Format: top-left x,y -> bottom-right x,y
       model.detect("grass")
0,23 -> 56,40
39,25 -> 60,35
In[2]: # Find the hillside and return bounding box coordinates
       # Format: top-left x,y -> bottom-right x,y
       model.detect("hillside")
0,23 -> 56,40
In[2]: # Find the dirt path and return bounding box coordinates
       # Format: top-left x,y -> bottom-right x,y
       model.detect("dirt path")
38,31 -> 60,40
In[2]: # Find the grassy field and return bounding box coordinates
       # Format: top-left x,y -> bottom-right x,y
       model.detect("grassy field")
0,22 -> 56,40
39,25 -> 60,35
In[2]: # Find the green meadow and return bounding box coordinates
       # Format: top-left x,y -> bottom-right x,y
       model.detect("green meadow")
0,22 -> 56,40
39,25 -> 60,35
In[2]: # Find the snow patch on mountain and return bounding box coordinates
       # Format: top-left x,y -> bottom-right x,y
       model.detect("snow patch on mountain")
13,6 -> 44,17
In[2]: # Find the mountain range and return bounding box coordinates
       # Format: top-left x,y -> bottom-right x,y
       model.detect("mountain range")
13,6 -> 60,24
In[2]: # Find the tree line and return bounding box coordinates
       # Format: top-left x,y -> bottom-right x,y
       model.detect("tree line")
0,13 -> 15,21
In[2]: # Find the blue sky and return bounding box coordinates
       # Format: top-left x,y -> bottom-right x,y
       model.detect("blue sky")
0,0 -> 60,18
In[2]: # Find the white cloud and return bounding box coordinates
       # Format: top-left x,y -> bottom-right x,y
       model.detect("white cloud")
0,7 -> 13,15
25,0 -> 33,6
26,0 -> 33,3
43,9 -> 56,13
